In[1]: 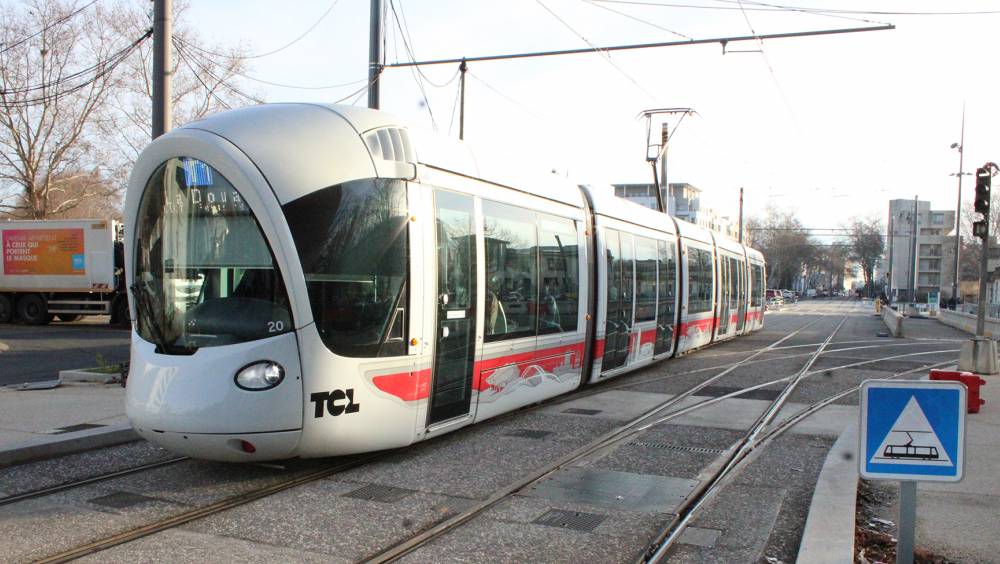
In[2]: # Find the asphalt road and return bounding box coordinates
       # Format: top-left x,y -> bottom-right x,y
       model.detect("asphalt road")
0,317 -> 130,386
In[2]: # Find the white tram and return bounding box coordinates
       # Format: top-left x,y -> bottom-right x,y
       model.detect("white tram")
123,104 -> 765,462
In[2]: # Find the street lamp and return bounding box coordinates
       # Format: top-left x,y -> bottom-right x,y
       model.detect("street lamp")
951,136 -> 966,308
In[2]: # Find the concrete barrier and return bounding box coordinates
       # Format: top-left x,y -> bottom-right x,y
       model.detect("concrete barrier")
881,307 -> 905,337
937,308 -> 1000,339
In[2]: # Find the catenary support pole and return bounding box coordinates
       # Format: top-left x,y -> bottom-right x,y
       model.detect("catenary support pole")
367,0 -> 383,109
659,123 -> 669,214
458,59 -> 467,140
152,0 -> 172,139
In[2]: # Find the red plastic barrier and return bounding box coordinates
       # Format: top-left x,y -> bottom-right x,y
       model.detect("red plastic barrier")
929,369 -> 986,414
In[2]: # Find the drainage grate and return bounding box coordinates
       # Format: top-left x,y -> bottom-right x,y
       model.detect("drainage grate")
533,508 -> 607,532
47,423 -> 105,434
627,441 -> 726,455
505,429 -> 553,439
89,491 -> 161,509
562,408 -> 602,415
697,386 -> 781,401
342,483 -> 414,503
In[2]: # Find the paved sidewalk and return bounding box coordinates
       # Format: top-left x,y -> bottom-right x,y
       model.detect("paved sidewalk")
0,383 -> 136,467
915,375 -> 1000,561
799,312 -> 999,563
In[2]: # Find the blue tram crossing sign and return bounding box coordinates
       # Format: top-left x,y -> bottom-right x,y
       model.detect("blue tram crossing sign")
859,380 -> 966,482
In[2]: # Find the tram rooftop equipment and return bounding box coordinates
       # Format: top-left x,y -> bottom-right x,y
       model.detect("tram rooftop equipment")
124,104 -> 765,462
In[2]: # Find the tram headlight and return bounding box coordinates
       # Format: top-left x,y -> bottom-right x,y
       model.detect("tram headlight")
235,361 -> 285,391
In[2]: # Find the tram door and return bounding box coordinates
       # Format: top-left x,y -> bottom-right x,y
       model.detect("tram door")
735,259 -> 747,332
603,229 -> 634,371
717,256 -> 731,334
429,191 -> 478,425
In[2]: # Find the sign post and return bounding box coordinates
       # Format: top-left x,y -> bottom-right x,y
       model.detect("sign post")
859,380 -> 967,564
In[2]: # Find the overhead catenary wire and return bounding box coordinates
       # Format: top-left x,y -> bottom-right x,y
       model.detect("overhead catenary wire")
388,0 -> 438,131
382,24 -> 894,67
179,0 -> 342,61
0,29 -> 152,109
172,36 -> 367,91
0,0 -> 100,55
535,0 -> 662,104
580,0 -> 692,40
172,38 -> 232,111
734,0 -> 801,133
1,30 -> 152,97
172,40 -> 264,105
589,0 -> 1000,17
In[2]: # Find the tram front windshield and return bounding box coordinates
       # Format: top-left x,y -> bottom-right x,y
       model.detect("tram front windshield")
134,158 -> 292,354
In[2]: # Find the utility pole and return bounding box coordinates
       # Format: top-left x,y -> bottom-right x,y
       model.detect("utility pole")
952,104 -> 966,306
738,187 -> 744,243
909,196 -> 919,303
367,0 -> 383,109
887,214 -> 894,301
152,0 -> 172,139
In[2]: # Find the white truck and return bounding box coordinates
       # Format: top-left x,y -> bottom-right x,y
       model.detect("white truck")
0,219 -> 128,325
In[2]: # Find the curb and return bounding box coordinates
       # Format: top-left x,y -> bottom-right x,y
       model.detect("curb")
59,368 -> 122,384
0,423 -> 139,468
796,418 -> 859,563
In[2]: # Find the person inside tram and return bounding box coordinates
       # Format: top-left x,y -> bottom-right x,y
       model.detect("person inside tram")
540,277 -> 562,332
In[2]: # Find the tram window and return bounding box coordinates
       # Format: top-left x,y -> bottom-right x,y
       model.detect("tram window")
538,214 -> 579,334
751,263 -> 764,307
283,178 -> 409,357
634,237 -> 657,322
688,247 -> 714,314
134,158 -> 293,354
484,201 -> 538,341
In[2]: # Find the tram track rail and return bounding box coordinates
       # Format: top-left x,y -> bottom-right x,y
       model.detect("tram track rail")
640,356 -> 957,562
27,317 -> 960,563
0,456 -> 188,509
29,320 -> 825,563
365,316 -> 960,562
31,454 -> 382,564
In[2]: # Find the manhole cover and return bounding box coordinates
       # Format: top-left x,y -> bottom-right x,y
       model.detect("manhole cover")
533,509 -> 607,532
343,484 -> 414,503
89,491 -> 161,509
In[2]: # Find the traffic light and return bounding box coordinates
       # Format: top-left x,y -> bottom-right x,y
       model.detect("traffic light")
974,167 -> 991,214
973,220 -> 988,239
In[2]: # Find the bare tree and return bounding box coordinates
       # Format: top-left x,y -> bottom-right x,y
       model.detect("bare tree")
844,215 -> 885,297
746,206 -> 817,289
0,0 -> 139,219
99,0 -> 257,189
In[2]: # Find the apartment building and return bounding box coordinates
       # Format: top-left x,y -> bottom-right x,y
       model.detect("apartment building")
613,182 -> 741,240
884,199 -> 956,302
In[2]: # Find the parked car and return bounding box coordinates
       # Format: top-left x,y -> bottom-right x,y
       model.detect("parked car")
766,289 -> 784,308
781,289 -> 796,303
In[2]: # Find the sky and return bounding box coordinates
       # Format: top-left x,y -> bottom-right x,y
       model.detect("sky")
183,0 -> 1000,235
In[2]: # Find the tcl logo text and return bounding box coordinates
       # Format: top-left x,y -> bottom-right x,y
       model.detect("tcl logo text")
310,389 -> 360,417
